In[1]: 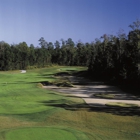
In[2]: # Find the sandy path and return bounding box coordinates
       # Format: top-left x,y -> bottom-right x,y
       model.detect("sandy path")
43,76 -> 140,107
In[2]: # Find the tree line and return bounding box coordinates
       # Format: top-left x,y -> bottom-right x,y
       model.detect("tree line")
0,37 -> 93,70
0,20 -> 140,84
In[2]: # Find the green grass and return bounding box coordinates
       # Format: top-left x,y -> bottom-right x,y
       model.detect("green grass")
5,127 -> 89,140
0,66 -> 140,140
0,66 -> 81,114
0,84 -> 57,114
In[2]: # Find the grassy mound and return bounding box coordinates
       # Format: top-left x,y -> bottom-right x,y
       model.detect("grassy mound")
0,100 -> 53,114
56,81 -> 73,87
94,93 -> 115,99
5,127 -> 89,140
106,102 -> 138,107
41,81 -> 73,87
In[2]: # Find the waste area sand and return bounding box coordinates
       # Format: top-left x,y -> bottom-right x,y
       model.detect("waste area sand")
43,76 -> 140,107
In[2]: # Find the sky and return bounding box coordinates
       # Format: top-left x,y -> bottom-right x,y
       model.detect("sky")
0,0 -> 140,47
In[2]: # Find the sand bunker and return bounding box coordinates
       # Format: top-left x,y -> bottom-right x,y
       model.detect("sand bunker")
43,76 -> 140,107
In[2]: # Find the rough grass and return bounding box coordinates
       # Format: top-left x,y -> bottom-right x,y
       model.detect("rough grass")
55,81 -> 73,87
106,102 -> 139,107
41,109 -> 140,140
94,93 -> 115,99
0,66 -> 140,140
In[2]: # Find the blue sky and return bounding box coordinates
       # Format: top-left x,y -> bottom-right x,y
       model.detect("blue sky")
0,0 -> 140,46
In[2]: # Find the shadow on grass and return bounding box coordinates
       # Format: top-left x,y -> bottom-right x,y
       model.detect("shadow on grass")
90,92 -> 140,100
39,73 -> 54,76
0,81 -> 39,85
2,81 -> 54,85
40,99 -> 89,111
11,108 -> 58,122
89,103 -> 140,116
55,72 -> 71,76
39,99 -> 140,116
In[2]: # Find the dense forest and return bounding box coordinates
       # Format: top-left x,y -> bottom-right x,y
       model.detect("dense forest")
0,20 -> 140,88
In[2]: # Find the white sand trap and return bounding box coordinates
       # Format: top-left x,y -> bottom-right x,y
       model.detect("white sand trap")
84,98 -> 140,106
44,85 -> 140,107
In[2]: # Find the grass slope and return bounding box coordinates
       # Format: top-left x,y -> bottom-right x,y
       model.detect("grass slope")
0,66 -> 140,140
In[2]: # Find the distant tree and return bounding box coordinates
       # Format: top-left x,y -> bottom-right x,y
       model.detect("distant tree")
38,37 -> 47,48
0,41 -> 6,70
29,44 -> 36,66
54,40 -> 60,49
66,38 -> 75,47
17,42 -> 29,69
60,38 -> 65,47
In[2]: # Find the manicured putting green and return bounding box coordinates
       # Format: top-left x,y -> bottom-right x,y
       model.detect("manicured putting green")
106,102 -> 138,107
6,127 -> 89,140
